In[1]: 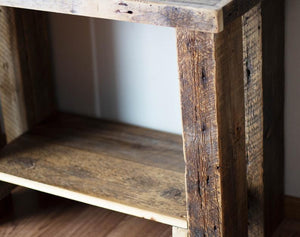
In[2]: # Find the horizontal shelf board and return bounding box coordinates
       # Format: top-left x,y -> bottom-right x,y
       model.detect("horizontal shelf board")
0,113 -> 187,228
0,0 -> 229,32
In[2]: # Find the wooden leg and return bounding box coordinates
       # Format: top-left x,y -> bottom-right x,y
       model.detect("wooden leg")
0,7 -> 55,200
242,2 -> 284,236
177,15 -> 247,237
172,226 -> 188,237
0,6 -> 55,142
241,4 -> 264,236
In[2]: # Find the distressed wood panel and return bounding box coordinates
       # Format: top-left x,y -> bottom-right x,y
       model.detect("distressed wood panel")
241,4 -> 264,237
0,113 -> 187,228
0,0 -> 224,32
177,16 -> 247,237
0,7 -> 28,142
0,0 -> 263,33
0,7 -> 55,142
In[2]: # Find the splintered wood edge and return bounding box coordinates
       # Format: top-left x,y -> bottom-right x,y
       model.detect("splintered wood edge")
0,0 -> 225,32
0,172 -> 187,228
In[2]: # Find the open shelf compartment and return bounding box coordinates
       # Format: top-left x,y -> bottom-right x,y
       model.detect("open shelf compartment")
0,113 -> 187,228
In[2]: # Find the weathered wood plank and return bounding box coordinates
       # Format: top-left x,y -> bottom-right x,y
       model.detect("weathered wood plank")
0,113 -> 187,228
0,7 -> 28,142
0,0 -> 224,32
177,16 -> 247,237
223,0 -> 260,25
0,7 -> 55,142
0,0 -> 264,33
241,4 -> 264,237
241,2 -> 284,236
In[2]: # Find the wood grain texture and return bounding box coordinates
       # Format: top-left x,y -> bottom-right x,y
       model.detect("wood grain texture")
0,0 -> 224,32
0,0 -> 264,33
223,0 -> 260,25
177,16 -> 247,237
0,113 -> 187,228
241,4 -> 264,237
0,7 -> 28,142
0,187 -> 172,237
261,0 -> 284,235
0,7 -> 55,142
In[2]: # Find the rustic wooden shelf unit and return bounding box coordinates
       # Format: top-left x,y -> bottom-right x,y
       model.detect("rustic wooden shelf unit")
0,0 -> 284,237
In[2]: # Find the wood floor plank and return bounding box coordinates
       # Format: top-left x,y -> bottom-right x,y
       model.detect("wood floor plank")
0,113 -> 186,228
0,188 -> 172,237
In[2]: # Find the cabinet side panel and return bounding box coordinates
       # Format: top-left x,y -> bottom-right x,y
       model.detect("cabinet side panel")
0,7 -> 56,142
177,16 -> 247,237
241,4 -> 264,237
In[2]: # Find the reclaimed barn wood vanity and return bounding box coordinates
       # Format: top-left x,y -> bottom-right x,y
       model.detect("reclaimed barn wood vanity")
0,0 -> 284,236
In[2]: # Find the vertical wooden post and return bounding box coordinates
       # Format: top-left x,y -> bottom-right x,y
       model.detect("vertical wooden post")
0,7 -> 55,142
241,1 -> 284,236
177,16 -> 247,237
0,7 -> 55,199
241,4 -> 264,236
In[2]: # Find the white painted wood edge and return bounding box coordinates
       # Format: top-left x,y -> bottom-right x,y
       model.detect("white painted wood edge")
0,172 -> 187,228
172,226 -> 188,237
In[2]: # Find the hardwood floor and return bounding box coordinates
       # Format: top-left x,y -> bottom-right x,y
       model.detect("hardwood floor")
273,220 -> 300,237
0,187 -> 171,237
0,187 -> 299,236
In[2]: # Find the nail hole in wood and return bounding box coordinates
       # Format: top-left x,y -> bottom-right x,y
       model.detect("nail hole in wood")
206,176 -> 210,185
201,67 -> 207,88
201,123 -> 206,132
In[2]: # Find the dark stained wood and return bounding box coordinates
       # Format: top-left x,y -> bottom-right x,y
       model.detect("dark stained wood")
223,0 -> 260,25
261,0 -> 285,236
13,9 -> 56,130
273,219 -> 300,237
0,187 -> 172,237
0,7 -> 55,143
241,4 -> 264,237
0,113 -> 186,228
177,15 -> 247,237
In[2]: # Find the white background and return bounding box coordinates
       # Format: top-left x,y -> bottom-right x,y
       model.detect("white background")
49,0 -> 300,198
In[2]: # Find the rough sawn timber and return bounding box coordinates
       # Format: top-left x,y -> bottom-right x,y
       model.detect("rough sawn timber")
177,15 -> 247,237
0,0 -> 260,33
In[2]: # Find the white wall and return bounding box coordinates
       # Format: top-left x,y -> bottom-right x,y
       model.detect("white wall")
50,14 -> 181,134
50,0 -> 300,198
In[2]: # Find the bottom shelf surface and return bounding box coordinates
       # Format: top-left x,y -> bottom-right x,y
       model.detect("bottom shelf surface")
0,187 -> 172,237
0,113 -> 187,228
